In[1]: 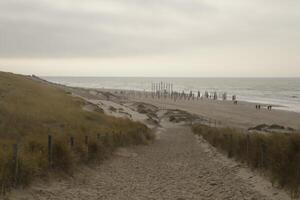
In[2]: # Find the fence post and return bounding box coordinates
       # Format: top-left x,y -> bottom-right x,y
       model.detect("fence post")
228,134 -> 233,158
13,144 -> 19,186
70,137 -> 74,148
85,136 -> 89,145
260,141 -> 266,169
246,135 -> 250,164
85,135 -> 89,158
48,135 -> 52,168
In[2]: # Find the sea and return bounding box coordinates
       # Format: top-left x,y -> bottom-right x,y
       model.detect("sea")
43,77 -> 300,113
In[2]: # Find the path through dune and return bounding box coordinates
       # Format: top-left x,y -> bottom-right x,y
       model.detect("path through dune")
10,121 -> 289,200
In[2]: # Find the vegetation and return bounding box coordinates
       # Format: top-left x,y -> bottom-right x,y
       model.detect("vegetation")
192,124 -> 300,198
0,72 -> 153,194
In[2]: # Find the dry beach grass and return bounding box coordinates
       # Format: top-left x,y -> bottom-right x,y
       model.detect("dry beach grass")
0,72 -> 152,194
192,124 -> 300,198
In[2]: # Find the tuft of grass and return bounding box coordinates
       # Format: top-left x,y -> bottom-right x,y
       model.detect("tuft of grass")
0,72 -> 154,194
192,124 -> 300,198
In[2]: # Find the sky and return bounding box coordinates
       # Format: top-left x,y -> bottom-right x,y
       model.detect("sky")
0,0 -> 299,77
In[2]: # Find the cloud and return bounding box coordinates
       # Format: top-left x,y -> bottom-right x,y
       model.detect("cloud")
0,0 -> 299,76
1,0 -> 298,58
0,0 -> 215,57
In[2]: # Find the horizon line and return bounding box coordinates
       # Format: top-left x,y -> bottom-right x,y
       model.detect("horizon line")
41,75 -> 300,78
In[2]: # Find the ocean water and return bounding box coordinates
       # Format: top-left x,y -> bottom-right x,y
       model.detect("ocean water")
43,77 -> 300,113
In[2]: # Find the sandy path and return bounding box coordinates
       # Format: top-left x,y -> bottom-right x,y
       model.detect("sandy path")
10,120 -> 289,200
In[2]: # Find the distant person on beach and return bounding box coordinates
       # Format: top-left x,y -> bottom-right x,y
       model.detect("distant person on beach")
232,95 -> 236,101
213,92 -> 218,100
223,92 -> 227,101
205,91 -> 209,98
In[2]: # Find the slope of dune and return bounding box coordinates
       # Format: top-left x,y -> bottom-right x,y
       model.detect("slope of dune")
0,72 -> 151,194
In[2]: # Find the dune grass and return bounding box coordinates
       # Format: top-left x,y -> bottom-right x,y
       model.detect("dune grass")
0,72 -> 153,194
192,124 -> 300,198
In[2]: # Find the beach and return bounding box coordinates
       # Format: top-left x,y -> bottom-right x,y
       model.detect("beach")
42,76 -> 300,130
129,93 -> 300,130
72,86 -> 300,131
44,77 -> 300,113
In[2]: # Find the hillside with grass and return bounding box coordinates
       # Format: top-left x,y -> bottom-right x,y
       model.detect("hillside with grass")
0,72 -> 152,194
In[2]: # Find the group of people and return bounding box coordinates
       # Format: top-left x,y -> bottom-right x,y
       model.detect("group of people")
255,104 -> 272,110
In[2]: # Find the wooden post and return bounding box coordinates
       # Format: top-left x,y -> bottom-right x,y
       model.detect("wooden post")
85,136 -> 89,145
246,135 -> 250,164
119,131 -> 123,146
228,134 -> 233,158
1,183 -> 4,196
70,137 -> 74,148
13,144 -> 19,186
261,142 -> 266,169
48,135 -> 52,168
85,135 -> 89,158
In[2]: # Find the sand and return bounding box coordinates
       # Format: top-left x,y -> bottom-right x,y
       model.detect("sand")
8,85 -> 296,200
127,94 -> 300,130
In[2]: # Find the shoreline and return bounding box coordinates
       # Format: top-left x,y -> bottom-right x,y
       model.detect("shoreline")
33,74 -> 300,131
42,77 -> 300,114
73,87 -> 300,130
78,87 -> 300,113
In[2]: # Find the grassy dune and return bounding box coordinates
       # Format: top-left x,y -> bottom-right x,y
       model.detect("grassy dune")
0,72 -> 152,194
192,124 -> 300,198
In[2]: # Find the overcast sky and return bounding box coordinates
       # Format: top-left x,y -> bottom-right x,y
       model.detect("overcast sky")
0,0 -> 299,77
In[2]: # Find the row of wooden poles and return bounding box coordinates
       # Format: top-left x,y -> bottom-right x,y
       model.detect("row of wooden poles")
151,82 -> 173,95
48,134 -> 104,167
120,82 -> 237,101
4,133 -> 105,188
225,133 -> 267,168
